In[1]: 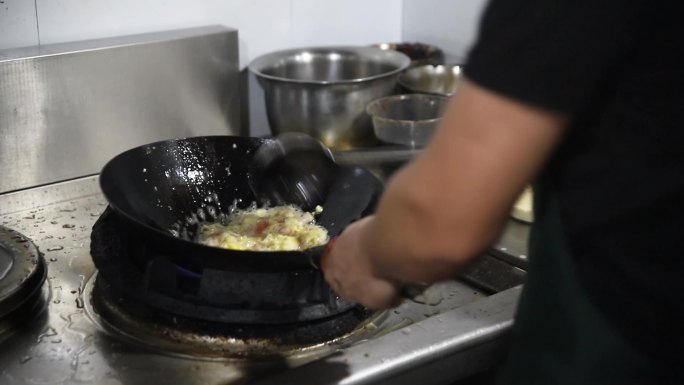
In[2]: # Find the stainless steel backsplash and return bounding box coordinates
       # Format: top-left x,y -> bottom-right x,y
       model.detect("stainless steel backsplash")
0,26 -> 241,194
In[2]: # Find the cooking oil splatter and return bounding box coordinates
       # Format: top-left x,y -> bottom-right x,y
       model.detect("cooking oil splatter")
37,327 -> 58,343
74,274 -> 87,310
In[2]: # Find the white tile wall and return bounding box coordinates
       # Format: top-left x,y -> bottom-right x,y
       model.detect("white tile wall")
0,0 -> 39,50
290,0 -> 402,47
29,0 -> 402,68
402,0 -> 488,63
35,0 -> 292,68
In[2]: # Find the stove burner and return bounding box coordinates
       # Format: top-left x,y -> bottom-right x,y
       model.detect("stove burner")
88,209 -> 383,358
85,272 -> 384,359
90,208 -> 353,324
0,226 -> 48,338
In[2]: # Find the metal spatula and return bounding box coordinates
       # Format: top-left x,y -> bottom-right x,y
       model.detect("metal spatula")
250,133 -> 339,211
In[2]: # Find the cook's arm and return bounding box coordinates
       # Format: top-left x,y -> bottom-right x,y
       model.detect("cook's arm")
323,79 -> 567,308
366,79 -> 567,283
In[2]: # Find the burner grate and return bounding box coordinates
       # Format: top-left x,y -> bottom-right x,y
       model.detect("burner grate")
90,208 -> 354,324
85,272 -> 383,358
88,208 -> 382,357
0,226 -> 48,338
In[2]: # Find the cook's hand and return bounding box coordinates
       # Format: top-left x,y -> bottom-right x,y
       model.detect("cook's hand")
321,216 -> 402,309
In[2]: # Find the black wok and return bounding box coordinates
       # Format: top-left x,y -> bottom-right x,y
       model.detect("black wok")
99,136 -> 383,273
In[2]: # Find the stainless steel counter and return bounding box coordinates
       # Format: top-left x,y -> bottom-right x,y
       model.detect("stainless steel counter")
0,175 -> 527,385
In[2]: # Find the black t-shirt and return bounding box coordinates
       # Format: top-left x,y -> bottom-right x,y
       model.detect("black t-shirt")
464,0 -> 684,364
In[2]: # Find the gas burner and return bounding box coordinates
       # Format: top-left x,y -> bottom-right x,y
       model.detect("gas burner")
84,272 -> 384,359
88,209 -> 384,358
0,226 -> 48,339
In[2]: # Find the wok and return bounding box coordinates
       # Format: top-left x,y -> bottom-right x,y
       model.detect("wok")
99,136 -> 383,273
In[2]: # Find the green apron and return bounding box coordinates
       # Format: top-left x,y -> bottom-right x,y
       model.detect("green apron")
498,179 -> 670,384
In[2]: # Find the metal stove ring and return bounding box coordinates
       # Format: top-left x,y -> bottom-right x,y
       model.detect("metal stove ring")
82,272 -> 388,362
0,226 -> 49,340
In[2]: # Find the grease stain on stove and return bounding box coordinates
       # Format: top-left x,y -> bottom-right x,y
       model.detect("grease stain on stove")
37,326 -> 58,343
52,284 -> 62,304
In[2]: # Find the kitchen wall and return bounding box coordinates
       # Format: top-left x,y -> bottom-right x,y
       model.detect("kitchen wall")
0,0 -> 401,68
0,0 -> 487,136
402,0 -> 488,64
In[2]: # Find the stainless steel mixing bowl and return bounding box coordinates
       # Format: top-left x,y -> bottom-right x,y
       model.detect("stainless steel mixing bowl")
249,46 -> 410,149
